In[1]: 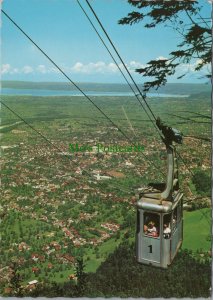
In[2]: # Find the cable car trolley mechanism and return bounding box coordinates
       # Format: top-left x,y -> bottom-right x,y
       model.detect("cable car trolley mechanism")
136,118 -> 183,268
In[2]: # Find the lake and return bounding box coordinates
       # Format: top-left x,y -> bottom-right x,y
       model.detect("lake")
1,88 -> 189,98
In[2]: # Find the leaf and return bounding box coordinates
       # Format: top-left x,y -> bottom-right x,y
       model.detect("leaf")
118,12 -> 144,25
118,0 -> 210,91
177,74 -> 186,79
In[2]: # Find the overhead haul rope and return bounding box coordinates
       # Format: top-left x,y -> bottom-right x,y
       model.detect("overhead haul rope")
1,10 -> 131,145
71,115 -> 211,143
0,100 -> 131,194
166,113 -> 211,124
84,0 -> 163,140
1,9 -> 164,176
176,110 -> 211,119
81,0 -> 200,182
183,135 -> 211,142
81,2 -> 211,223
176,152 -> 194,177
76,0 -> 161,138
84,0 -> 210,180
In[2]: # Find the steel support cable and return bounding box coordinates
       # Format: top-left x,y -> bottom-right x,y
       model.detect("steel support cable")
2,9 -> 164,176
82,0 -> 210,222
166,113 -> 211,124
176,152 -> 211,226
176,158 -> 211,224
0,100 -> 132,194
176,151 -> 194,177
183,135 -> 211,142
183,197 -> 211,225
84,0 -> 163,139
1,100 -> 163,184
1,10 -> 131,145
176,110 -> 211,119
197,12 -> 211,29
76,0 -> 158,134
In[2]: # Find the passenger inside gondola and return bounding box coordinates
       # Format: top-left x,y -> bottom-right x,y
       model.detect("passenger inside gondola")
163,223 -> 171,239
172,208 -> 177,231
144,212 -> 159,237
163,213 -> 172,239
147,221 -> 158,237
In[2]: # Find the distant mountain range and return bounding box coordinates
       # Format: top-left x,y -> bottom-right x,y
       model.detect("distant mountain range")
1,80 -> 211,95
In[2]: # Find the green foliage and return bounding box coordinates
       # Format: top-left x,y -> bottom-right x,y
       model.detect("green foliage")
118,1 -> 211,91
29,242 -> 211,298
8,266 -> 24,297
89,229 -> 101,237
192,170 -> 211,196
121,211 -> 135,229
84,242 -> 211,298
74,258 -> 86,296
183,208 -> 211,251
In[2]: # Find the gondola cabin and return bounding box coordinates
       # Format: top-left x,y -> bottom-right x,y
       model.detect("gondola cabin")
136,191 -> 183,268
136,118 -> 183,268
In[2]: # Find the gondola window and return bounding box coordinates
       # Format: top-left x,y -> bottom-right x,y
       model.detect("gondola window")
143,212 -> 160,238
163,214 -> 172,239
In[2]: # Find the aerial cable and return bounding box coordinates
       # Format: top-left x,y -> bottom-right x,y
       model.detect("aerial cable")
76,0 -> 160,136
176,110 -> 211,119
1,10 -> 133,146
1,10 -> 137,147
84,0 -> 162,139
1,101 -> 68,156
176,151 -> 194,177
1,100 -> 156,193
196,12 -> 211,29
183,135 -> 211,142
166,113 -> 211,124
0,100 -> 131,194
1,9 -> 164,176
84,0 -> 162,137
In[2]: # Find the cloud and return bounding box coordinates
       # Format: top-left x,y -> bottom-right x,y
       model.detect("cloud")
177,59 -> 210,73
70,60 -> 146,74
71,61 -> 111,74
170,59 -> 211,81
107,62 -> 118,73
1,64 -> 20,74
0,60 -> 161,77
129,60 -> 146,70
36,64 -> 47,74
49,67 -> 60,74
156,56 -> 168,61
22,65 -> 34,74
1,64 -> 11,74
72,62 -> 84,73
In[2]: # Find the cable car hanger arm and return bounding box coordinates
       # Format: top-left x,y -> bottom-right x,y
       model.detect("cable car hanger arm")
156,117 -> 183,146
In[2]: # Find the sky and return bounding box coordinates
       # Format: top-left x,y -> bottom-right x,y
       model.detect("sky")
1,0 -> 211,84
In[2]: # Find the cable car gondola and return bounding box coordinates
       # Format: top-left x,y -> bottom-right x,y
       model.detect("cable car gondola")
136,118 -> 183,268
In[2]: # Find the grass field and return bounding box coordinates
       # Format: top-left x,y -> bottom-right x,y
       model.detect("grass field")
84,208 -> 212,273
182,208 -> 211,252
